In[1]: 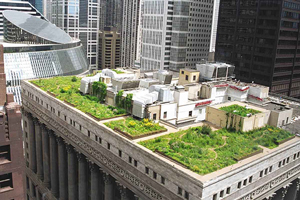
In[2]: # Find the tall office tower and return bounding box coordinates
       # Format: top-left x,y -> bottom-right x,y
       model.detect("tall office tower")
98,27 -> 121,69
51,0 -> 100,70
0,0 -> 46,36
43,0 -> 52,20
99,0 -> 123,32
210,0 -> 220,53
140,0 -> 213,71
216,0 -> 300,98
121,0 -> 141,68
0,45 -> 24,200
22,0 -> 43,13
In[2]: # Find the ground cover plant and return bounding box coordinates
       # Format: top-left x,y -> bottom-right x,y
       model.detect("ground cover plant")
112,69 -> 124,74
31,76 -> 126,119
139,125 -> 293,175
220,104 -> 261,117
104,117 -> 166,137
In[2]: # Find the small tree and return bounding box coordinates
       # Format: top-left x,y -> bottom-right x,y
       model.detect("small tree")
202,125 -> 212,135
116,90 -> 124,107
124,93 -> 133,111
92,81 -> 107,102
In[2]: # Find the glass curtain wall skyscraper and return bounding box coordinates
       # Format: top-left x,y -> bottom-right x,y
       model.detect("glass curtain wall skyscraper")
51,0 -> 100,70
140,0 -> 214,71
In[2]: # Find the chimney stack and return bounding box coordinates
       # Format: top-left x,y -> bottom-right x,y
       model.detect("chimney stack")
0,44 -> 6,105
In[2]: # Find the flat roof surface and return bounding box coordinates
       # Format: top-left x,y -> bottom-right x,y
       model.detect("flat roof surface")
26,78 -> 300,184
3,10 -> 72,44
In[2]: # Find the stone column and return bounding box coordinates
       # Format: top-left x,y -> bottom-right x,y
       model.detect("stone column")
117,181 -> 129,200
34,120 -> 43,180
67,145 -> 78,200
28,115 -> 37,172
58,138 -> 68,200
41,125 -> 50,188
285,178 -> 300,200
49,131 -> 59,197
90,163 -> 99,200
78,153 -> 87,200
103,173 -> 114,200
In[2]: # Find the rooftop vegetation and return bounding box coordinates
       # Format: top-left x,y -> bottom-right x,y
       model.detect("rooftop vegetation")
105,117 -> 167,137
31,76 -> 126,120
220,104 -> 261,117
139,125 -> 293,175
112,69 -> 124,74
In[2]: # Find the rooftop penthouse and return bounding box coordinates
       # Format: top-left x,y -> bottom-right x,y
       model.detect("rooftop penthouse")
21,74 -> 300,200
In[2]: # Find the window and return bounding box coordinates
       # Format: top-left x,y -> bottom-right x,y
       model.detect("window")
294,154 -> 297,160
181,71 -> 184,74
70,119 -> 72,124
73,121 -> 75,127
161,176 -> 165,184
260,171 -> 263,177
220,190 -> 224,197
178,187 -> 182,195
58,111 -> 60,117
134,160 -> 138,167
287,157 -> 290,163
153,113 -> 157,120
79,125 -> 82,131
189,111 -> 192,117
226,187 -> 231,194
213,194 -> 217,200
145,167 -> 149,174
243,179 -> 247,186
0,173 -> 13,191
95,135 -> 98,142
264,169 -> 268,175
24,121 -> 27,128
118,150 -> 122,157
193,75 -> 196,81
185,75 -> 188,80
283,159 -> 286,165
153,171 -> 157,179
269,166 -> 273,172
107,143 -> 110,150
249,176 -> 253,183
128,156 -> 132,163
184,191 -> 189,200
88,131 -> 90,137
0,145 -> 11,163
64,115 -> 67,121
164,112 -> 167,119
228,97 -> 231,101
237,181 -> 242,188
99,138 -> 102,144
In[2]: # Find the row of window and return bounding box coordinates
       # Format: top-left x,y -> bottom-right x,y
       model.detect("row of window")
25,89 -> 191,199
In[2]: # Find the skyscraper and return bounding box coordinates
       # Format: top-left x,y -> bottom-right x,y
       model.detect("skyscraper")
98,27 -> 121,69
216,0 -> 300,98
210,0 -> 220,53
140,0 -> 214,71
121,0 -> 141,68
0,44 -> 24,200
99,0 -> 123,32
22,0 -> 43,13
51,0 -> 100,70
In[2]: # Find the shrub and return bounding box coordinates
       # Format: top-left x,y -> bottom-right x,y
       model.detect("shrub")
71,76 -> 77,82
202,125 -> 212,135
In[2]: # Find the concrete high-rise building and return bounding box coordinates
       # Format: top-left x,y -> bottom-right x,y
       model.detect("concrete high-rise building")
0,0 -> 46,36
99,27 -> 121,69
0,45 -> 24,200
209,0 -> 220,53
22,0 -> 43,13
215,0 -> 300,98
51,0 -> 100,70
99,0 -> 123,32
140,0 -> 214,71
121,0 -> 141,68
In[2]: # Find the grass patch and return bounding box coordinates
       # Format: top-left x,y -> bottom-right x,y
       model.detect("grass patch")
139,126 -> 293,175
104,117 -> 166,137
220,104 -> 261,117
112,69 -> 124,74
31,76 -> 126,120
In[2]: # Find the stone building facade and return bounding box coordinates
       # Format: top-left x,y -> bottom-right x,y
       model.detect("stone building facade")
21,78 -> 300,200
0,45 -> 24,199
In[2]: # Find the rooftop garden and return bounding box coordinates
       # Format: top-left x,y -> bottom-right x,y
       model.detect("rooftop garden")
112,69 -> 124,74
31,76 -> 126,120
105,117 -> 167,139
220,104 -> 261,117
139,125 -> 294,175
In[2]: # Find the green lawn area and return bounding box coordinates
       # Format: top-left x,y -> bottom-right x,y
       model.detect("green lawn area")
220,104 -> 261,117
139,126 -> 293,175
112,69 -> 124,74
104,117 -> 167,137
31,76 -> 126,120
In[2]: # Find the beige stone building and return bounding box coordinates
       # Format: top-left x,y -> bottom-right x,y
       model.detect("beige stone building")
98,27 -> 121,69
178,69 -> 200,85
